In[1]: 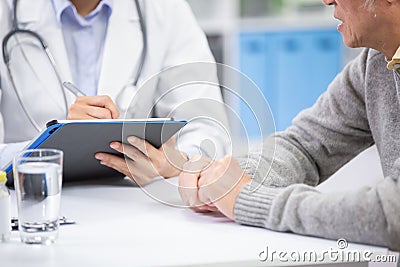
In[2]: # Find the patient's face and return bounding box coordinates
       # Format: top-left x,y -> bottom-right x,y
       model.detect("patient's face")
322,0 -> 391,52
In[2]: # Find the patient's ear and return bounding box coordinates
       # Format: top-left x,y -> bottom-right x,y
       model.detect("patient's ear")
384,0 -> 400,12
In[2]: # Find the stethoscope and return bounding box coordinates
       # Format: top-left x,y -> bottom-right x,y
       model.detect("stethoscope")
2,0 -> 147,132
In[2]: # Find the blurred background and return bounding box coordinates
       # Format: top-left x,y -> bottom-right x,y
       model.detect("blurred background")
186,0 -> 362,137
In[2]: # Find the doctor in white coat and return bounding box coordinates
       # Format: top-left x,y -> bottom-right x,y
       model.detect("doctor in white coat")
0,0 -> 229,184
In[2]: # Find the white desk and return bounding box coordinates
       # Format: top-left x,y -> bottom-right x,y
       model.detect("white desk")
0,177 -> 390,267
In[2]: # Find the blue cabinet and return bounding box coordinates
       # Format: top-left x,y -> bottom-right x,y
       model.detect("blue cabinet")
239,28 -> 343,136
239,33 -> 279,138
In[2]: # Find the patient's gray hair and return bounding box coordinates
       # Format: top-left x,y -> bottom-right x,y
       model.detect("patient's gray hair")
364,0 -> 375,9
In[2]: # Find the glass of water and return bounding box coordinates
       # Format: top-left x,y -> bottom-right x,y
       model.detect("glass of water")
13,149 -> 63,245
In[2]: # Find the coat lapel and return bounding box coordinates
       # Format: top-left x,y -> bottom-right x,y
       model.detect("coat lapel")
17,0 -> 75,103
97,0 -> 143,101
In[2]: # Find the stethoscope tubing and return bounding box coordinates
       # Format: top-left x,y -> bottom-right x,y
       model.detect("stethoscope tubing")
3,28 -> 68,132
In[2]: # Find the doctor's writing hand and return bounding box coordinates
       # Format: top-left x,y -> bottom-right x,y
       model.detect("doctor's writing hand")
178,156 -> 251,220
68,96 -> 120,120
95,136 -> 189,186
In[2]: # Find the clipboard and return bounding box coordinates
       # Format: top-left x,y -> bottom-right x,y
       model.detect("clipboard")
6,119 -> 186,185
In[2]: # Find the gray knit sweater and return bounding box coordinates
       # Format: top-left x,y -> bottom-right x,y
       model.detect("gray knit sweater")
234,48 -> 400,251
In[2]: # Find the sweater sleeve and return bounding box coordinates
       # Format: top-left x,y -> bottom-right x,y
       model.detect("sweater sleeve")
234,49 -> 400,250
234,162 -> 400,250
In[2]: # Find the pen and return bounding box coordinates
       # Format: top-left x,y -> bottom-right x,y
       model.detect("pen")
62,81 -> 86,97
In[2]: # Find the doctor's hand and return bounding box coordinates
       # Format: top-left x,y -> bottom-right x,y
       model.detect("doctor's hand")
95,136 -> 189,186
178,156 -> 251,220
68,96 -> 120,120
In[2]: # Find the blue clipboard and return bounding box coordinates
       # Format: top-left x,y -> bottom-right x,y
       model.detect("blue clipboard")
6,119 -> 186,185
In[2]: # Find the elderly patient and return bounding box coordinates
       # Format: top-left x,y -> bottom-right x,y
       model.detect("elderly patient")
178,0 -> 400,251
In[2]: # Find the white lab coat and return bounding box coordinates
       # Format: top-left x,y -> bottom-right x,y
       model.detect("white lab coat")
0,0 -> 230,166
